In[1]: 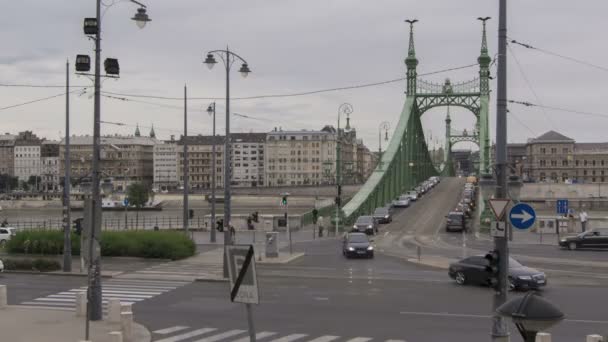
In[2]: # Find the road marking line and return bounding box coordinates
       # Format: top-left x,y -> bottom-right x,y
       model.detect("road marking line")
48,294 -> 145,301
399,311 -> 608,325
154,326 -> 190,335
313,297 -> 329,301
56,291 -> 153,298
386,340 -> 406,342
15,304 -> 74,310
192,329 -> 246,342
22,301 -> 74,306
267,334 -> 308,342
230,331 -> 277,342
155,328 -> 217,342
344,338 -> 372,342
305,335 -> 340,342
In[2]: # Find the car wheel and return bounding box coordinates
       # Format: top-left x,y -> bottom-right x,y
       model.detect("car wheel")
568,242 -> 577,250
455,272 -> 466,285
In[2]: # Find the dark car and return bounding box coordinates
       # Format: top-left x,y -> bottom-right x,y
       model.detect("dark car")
446,212 -> 466,232
372,207 -> 392,224
462,197 -> 475,209
559,228 -> 608,250
352,215 -> 378,235
448,255 -> 547,290
342,232 -> 374,258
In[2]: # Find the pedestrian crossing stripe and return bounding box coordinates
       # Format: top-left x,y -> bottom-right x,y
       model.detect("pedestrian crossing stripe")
152,326 -> 406,342
18,279 -> 188,311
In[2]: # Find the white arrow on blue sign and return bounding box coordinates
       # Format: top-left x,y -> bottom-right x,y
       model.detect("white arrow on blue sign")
509,203 -> 536,230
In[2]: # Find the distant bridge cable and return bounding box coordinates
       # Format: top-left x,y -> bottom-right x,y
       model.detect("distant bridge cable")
508,100 -> 608,120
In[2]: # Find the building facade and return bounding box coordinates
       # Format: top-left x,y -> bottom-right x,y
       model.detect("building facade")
14,131 -> 42,185
516,131 -> 608,183
60,135 -> 158,192
265,128 -> 337,187
231,133 -> 266,187
0,134 -> 16,177
41,141 -> 60,192
177,136 -> 225,190
153,141 -> 179,191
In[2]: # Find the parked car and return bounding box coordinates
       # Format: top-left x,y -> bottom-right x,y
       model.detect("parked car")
406,190 -> 418,201
415,186 -> 426,196
448,255 -> 547,290
373,207 -> 392,224
352,215 -> 378,235
0,227 -> 16,245
393,195 -> 411,208
455,203 -> 472,218
0,259 -> 3,272
462,197 -> 475,209
559,228 -> 608,250
445,212 -> 466,232
342,232 -> 374,259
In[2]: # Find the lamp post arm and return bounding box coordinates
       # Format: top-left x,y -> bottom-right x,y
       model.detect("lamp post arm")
129,0 -> 147,8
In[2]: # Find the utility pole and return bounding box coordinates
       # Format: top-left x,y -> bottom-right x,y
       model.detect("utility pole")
492,1 -> 510,340
62,59 -> 72,272
183,85 -> 189,236
207,102 -> 217,243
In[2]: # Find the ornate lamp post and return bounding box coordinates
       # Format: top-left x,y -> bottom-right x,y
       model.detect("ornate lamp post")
206,102 -> 217,243
204,48 -> 251,274
335,103 -> 353,236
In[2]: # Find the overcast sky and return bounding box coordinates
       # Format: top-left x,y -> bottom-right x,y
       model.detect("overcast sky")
2,0 -> 608,151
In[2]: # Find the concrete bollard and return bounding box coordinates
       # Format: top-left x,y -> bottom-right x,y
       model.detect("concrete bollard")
586,335 -> 604,342
0,285 -> 6,309
109,331 -> 123,342
121,303 -> 132,313
535,332 -> 551,342
108,298 -> 121,323
121,311 -> 133,342
75,292 -> 87,317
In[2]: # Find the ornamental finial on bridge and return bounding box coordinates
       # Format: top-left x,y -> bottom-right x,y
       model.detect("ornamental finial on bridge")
477,17 -> 491,61
405,19 -> 419,60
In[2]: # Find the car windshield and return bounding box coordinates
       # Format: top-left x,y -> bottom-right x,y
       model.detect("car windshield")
448,214 -> 462,220
356,216 -> 373,224
399,196 -> 409,200
348,234 -> 368,243
577,230 -> 594,238
374,208 -> 388,215
509,258 -> 523,268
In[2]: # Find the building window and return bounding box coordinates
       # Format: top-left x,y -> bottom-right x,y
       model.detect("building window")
539,172 -> 546,181
593,170 -> 596,176
551,148 -> 557,154
561,173 -> 568,182
592,177 -> 596,182
576,160 -> 580,166
584,170 -> 588,176
584,160 -> 588,166
593,160 -> 596,166
540,147 -> 546,154
539,160 -> 546,167
562,148 -> 568,154
562,160 -> 568,166
551,173 -> 558,181
551,160 -> 557,167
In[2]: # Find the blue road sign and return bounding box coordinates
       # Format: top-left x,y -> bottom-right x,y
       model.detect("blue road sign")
509,203 -> 536,230
123,198 -> 129,206
556,199 -> 569,215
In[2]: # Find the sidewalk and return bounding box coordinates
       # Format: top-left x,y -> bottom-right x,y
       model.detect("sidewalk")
0,306 -> 150,342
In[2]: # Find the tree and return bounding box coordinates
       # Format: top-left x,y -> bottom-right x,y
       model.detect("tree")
127,182 -> 150,229
27,175 -> 41,192
0,174 -> 18,193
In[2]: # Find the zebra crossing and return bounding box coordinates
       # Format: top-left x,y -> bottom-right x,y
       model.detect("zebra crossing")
19,278 -> 189,311
152,326 -> 407,342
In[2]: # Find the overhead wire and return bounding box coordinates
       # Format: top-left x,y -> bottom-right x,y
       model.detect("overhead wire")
507,43 -> 555,130
508,100 -> 608,120
0,88 -> 88,111
509,38 -> 608,73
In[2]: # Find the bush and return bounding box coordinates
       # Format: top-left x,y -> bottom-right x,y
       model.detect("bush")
3,258 -> 61,272
6,230 -> 195,260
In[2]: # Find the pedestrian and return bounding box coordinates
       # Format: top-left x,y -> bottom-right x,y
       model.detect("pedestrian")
318,216 -> 324,237
229,224 -> 236,243
580,210 -> 588,232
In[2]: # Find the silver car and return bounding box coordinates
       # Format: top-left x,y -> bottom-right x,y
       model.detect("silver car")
393,195 -> 411,208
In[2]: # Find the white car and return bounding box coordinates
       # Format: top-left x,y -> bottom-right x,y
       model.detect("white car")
393,196 -> 411,208
0,259 -> 4,272
0,227 -> 16,245
406,191 -> 418,201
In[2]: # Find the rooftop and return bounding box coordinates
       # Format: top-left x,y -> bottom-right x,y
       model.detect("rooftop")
529,130 -> 574,143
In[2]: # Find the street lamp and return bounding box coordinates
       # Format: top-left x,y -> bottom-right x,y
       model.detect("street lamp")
378,121 -> 390,160
206,102 -> 217,243
336,103 -> 353,236
75,0 -> 151,330
204,47 -> 250,274
497,292 -> 565,342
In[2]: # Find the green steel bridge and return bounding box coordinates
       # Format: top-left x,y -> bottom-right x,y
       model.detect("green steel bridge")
342,19 -> 491,222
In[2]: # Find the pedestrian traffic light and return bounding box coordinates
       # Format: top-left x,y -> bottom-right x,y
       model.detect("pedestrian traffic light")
281,196 -> 288,206
73,218 -> 83,236
312,208 -> 319,225
216,218 -> 224,232
485,249 -> 500,289
189,209 -> 194,219
335,197 -> 341,206
252,211 -> 259,223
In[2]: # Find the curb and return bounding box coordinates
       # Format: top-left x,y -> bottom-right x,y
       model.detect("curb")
4,270 -> 118,278
194,277 -> 229,283
258,252 -> 305,265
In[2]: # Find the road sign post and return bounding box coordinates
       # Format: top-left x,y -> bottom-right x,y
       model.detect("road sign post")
509,203 -> 536,230
556,199 -> 569,216
226,245 -> 259,342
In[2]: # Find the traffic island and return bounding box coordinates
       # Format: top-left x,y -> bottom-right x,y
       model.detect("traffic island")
257,252 -> 305,264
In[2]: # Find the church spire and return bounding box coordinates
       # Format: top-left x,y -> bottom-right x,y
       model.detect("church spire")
134,123 -> 141,137
149,123 -> 156,138
477,17 -> 492,95
404,19 -> 419,95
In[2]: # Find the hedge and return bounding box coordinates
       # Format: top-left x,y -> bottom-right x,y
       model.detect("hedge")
3,258 -> 61,272
5,230 -> 195,260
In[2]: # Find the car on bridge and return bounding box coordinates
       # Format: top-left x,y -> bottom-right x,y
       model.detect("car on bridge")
405,190 -> 418,201
0,227 -> 17,246
559,228 -> 608,250
352,215 -> 378,235
342,232 -> 374,258
392,195 -> 411,208
373,207 -> 392,224
448,255 -> 547,291
445,212 -> 466,232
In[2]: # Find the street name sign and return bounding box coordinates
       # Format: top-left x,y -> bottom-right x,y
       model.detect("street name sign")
491,221 -> 507,237
226,245 -> 259,304
556,199 -> 569,215
488,198 -> 510,220
509,203 -> 536,230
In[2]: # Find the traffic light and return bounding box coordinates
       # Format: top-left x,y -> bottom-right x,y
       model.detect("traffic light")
281,196 -> 288,206
188,209 -> 194,219
252,211 -> 259,223
485,250 -> 500,289
73,218 -> 83,235
216,218 -> 224,232
334,196 -> 341,206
